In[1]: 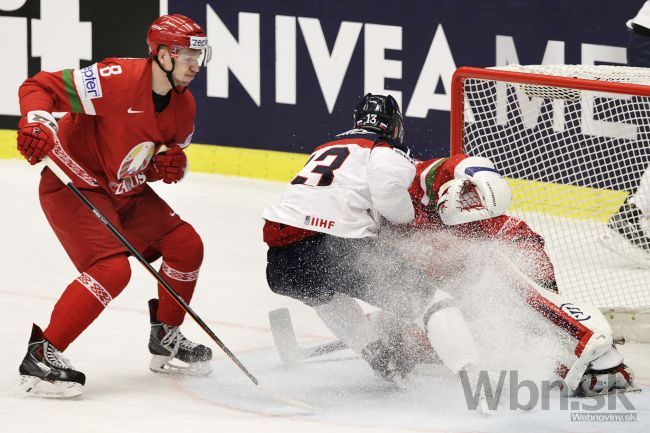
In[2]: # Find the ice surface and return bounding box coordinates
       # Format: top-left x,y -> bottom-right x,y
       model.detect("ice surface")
1,160 -> 648,432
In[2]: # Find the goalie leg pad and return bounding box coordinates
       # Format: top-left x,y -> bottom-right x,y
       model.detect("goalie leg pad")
562,331 -> 613,396
527,290 -> 615,396
420,289 -> 479,374
590,345 -> 624,371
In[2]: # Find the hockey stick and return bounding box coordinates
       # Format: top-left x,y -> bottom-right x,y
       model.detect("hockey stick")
269,308 -> 347,364
269,308 -> 443,365
42,155 -> 311,410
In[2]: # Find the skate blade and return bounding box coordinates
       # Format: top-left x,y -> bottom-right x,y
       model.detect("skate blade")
581,384 -> 643,397
149,354 -> 212,377
16,375 -> 82,398
614,384 -> 642,394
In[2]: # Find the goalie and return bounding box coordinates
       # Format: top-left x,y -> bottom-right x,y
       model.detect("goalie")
385,153 -> 639,397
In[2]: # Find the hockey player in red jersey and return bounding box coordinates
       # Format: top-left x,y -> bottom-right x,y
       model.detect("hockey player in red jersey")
409,154 -> 558,292
404,154 -> 638,397
16,14 -> 213,398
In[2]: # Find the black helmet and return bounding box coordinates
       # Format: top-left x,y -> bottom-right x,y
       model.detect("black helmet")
353,93 -> 404,144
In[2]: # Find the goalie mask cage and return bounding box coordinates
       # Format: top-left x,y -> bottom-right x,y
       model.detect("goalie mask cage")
451,65 -> 650,340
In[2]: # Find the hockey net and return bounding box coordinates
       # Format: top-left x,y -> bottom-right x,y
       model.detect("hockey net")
451,65 -> 650,340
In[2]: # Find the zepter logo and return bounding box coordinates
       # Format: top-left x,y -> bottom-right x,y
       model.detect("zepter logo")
189,36 -> 208,48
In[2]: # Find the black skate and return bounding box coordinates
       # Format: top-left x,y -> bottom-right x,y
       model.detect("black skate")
148,299 -> 212,376
608,200 -> 650,252
17,324 -> 85,398
361,340 -> 411,388
388,323 -> 441,370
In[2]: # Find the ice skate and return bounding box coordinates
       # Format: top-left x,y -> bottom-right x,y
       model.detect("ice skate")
361,340 -> 412,388
148,299 -> 212,376
575,344 -> 641,396
577,363 -> 641,396
17,324 -> 85,398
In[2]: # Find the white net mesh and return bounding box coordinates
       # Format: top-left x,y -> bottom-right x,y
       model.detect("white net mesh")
457,65 -> 650,310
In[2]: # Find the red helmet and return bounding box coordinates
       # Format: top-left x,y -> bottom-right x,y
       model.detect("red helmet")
146,14 -> 211,65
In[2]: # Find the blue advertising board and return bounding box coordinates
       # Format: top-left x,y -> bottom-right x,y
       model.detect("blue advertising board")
169,0 -> 640,159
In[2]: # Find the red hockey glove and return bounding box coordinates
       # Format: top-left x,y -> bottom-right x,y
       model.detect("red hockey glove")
151,146 -> 188,184
16,111 -> 58,165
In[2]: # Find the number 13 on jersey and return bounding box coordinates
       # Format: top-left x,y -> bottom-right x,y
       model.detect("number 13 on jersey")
291,147 -> 350,186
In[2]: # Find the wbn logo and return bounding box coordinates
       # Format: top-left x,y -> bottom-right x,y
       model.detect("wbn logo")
459,370 -> 636,412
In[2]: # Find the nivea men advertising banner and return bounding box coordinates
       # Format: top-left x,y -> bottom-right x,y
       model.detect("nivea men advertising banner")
0,0 -> 640,159
169,0 -> 638,158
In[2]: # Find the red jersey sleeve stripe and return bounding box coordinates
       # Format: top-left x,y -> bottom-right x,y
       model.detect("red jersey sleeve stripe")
61,69 -> 83,113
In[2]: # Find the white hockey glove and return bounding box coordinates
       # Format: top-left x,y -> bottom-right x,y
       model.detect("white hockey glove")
436,156 -> 512,226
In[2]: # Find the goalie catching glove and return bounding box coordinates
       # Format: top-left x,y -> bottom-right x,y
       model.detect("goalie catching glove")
436,156 -> 512,225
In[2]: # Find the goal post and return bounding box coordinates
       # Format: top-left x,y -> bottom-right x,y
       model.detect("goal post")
450,65 -> 650,341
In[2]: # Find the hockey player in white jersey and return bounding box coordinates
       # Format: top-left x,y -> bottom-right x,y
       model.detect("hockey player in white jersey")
263,94 -> 484,387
